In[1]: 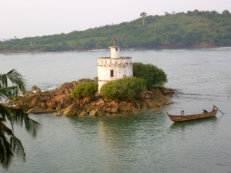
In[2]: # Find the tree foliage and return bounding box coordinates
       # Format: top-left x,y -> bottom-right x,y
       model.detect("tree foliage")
0,69 -> 39,169
71,82 -> 98,99
100,77 -> 146,101
0,10 -> 231,52
133,62 -> 167,89
140,12 -> 147,26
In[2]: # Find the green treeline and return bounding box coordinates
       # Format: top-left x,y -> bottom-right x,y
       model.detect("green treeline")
1,10 -> 231,52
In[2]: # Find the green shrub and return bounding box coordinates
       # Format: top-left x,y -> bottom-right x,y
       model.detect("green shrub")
133,62 -> 167,89
100,77 -> 146,101
71,81 -> 98,99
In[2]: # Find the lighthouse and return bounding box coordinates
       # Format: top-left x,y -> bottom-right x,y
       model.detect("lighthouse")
97,44 -> 133,91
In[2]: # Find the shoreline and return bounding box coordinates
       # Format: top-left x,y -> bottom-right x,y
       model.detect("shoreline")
1,45 -> 231,54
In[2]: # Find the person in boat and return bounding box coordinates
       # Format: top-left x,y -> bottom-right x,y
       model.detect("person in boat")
180,108 -> 184,116
203,109 -> 208,113
213,105 -> 218,111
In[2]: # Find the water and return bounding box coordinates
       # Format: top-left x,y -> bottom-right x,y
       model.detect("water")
1,48 -> 231,173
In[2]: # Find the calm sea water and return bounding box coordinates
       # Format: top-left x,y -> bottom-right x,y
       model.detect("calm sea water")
1,48 -> 231,173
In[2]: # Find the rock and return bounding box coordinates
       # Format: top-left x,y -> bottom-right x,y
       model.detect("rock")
110,104 -> 119,113
40,102 -> 46,109
95,110 -> 105,117
94,98 -> 104,106
31,97 -> 39,106
119,102 -> 133,113
26,108 -> 34,114
85,105 -> 93,113
31,85 -> 41,93
64,88 -> 69,95
89,110 -> 96,116
81,97 -> 93,105
56,103 -> 63,111
47,100 -> 56,109
63,103 -> 79,116
164,101 -> 174,105
79,111 -> 87,116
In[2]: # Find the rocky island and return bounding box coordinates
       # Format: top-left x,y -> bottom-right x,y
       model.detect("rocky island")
8,79 -> 174,116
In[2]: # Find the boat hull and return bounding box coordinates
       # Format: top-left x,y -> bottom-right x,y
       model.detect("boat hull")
166,109 -> 217,122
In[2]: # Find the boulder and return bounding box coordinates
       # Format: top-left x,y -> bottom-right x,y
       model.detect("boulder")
63,103 -> 79,116
31,85 -> 41,93
164,101 -> 174,105
110,104 -> 119,113
40,102 -> 47,109
47,103 -> 55,109
56,103 -> 63,111
79,111 -> 87,117
94,98 -> 105,106
95,110 -> 105,117
89,110 -> 96,116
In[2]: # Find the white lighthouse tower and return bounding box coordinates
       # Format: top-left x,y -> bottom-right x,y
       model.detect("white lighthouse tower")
97,43 -> 133,91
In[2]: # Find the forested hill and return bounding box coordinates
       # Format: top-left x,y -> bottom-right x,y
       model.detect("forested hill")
1,10 -> 231,52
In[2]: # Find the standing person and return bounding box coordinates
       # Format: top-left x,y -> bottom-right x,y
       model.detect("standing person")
180,107 -> 184,116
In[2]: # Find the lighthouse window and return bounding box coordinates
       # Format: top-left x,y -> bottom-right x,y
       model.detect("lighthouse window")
110,70 -> 114,77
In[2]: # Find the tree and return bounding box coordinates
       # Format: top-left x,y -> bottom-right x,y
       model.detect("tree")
133,63 -> 167,89
140,12 -> 147,26
71,81 -> 98,99
222,10 -> 230,17
0,69 -> 39,169
100,77 -> 146,101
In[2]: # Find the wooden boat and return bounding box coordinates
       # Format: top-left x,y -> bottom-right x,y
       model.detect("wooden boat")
166,106 -> 218,122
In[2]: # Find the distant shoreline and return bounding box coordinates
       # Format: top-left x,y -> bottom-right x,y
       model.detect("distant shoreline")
1,45 -> 230,54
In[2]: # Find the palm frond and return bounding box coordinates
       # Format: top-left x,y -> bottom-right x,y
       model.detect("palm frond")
0,74 -> 8,89
0,121 -> 13,136
0,86 -> 19,100
0,122 -> 25,168
0,130 -> 14,169
0,69 -> 39,169
9,107 -> 40,137
10,136 -> 25,162
6,69 -> 26,92
0,104 -> 13,128
0,69 -> 26,93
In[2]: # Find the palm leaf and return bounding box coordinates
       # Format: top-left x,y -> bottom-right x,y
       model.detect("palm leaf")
0,104 -> 14,129
0,124 -> 14,169
0,122 -> 26,168
6,69 -> 26,92
0,86 -> 19,100
10,107 -> 40,137
0,69 -> 26,93
0,121 -> 13,135
0,69 -> 39,169
10,136 -> 25,162
0,74 -> 8,89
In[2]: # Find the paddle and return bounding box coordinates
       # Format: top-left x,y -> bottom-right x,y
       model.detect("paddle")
216,106 -> 224,115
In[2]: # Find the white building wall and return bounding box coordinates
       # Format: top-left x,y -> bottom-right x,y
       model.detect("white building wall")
97,57 -> 133,91
110,47 -> 120,58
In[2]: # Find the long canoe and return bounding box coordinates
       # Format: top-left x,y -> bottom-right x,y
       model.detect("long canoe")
166,106 -> 218,122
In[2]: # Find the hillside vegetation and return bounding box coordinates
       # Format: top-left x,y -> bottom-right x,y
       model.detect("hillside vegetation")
1,10 -> 231,52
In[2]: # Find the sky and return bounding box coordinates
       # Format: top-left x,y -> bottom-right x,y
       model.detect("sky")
0,0 -> 230,39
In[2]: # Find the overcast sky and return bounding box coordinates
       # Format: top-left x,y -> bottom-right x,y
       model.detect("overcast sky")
0,0 -> 230,39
